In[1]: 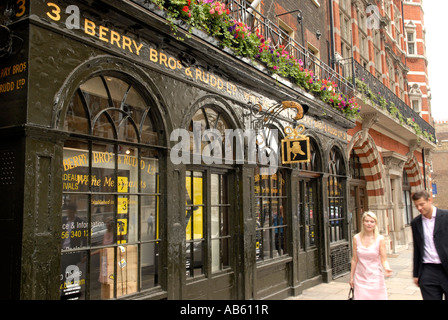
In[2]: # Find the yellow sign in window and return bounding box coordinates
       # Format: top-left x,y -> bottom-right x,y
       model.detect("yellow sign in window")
118,176 -> 128,193
117,197 -> 128,214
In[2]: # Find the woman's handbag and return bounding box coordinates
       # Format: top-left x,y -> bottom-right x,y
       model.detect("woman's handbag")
348,287 -> 354,300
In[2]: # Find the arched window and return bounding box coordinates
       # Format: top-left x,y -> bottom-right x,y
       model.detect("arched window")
328,146 -> 347,243
255,126 -> 288,261
61,75 -> 161,300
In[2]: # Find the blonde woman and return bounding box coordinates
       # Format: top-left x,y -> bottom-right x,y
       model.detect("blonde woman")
349,211 -> 393,299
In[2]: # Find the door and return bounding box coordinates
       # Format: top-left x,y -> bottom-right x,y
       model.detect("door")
185,169 -> 235,299
298,175 -> 321,280
349,182 -> 368,234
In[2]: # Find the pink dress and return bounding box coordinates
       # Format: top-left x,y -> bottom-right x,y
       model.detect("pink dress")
353,234 -> 388,300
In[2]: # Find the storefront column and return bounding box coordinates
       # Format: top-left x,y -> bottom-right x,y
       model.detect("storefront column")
165,158 -> 185,299
289,169 -> 301,295
238,164 -> 256,300
320,172 -> 332,282
21,125 -> 67,300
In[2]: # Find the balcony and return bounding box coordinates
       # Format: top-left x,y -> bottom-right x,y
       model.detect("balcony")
348,59 -> 436,144
132,0 -> 435,143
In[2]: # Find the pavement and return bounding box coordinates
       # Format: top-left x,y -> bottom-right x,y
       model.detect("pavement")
286,245 -> 422,300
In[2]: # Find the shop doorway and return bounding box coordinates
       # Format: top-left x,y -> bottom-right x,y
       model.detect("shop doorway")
298,174 -> 322,280
183,105 -> 237,299
297,137 -> 323,281
184,168 -> 235,299
349,150 -> 368,234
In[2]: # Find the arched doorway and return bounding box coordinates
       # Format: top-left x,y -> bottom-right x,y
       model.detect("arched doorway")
297,137 -> 323,281
349,149 -> 368,234
183,102 -> 238,299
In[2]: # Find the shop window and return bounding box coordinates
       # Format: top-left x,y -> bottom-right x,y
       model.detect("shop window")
327,146 -> 347,243
402,170 -> 413,225
255,127 -> 288,261
349,149 -> 364,179
61,75 -> 161,300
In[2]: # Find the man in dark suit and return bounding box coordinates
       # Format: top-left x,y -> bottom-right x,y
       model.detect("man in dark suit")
411,190 -> 448,300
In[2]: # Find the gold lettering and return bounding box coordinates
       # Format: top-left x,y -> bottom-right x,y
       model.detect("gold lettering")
195,68 -> 202,81
122,36 -> 133,53
84,18 -> 96,36
159,52 -> 168,67
99,25 -> 109,42
210,75 -> 217,87
104,177 -> 115,187
46,3 -> 61,21
202,71 -> 209,84
217,78 -> 224,90
167,56 -> 178,70
149,48 -> 158,63
132,40 -> 143,56
110,30 -> 121,47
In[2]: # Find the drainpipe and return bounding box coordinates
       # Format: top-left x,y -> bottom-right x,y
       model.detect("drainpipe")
422,147 -> 427,190
328,0 -> 336,69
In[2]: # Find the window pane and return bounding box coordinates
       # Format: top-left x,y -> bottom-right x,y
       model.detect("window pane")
211,238 -> 220,273
93,113 -> 115,139
89,247 -> 113,300
141,242 -> 159,290
64,91 -> 89,134
91,194 -> 115,246
60,251 -> 87,300
61,196 -> 89,250
185,171 -> 205,277
116,245 -> 138,298
142,196 -> 158,241
80,77 -> 108,116
118,145 -> 138,194
119,195 -> 138,244
141,155 -> 158,194
63,147 -> 90,193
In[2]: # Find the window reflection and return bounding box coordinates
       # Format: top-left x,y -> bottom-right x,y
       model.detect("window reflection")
61,75 -> 161,300
255,167 -> 287,261
328,147 -> 346,243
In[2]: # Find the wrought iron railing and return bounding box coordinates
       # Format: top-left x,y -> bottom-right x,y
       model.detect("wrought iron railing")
223,0 -> 354,97
349,59 -> 435,139
133,0 -> 435,140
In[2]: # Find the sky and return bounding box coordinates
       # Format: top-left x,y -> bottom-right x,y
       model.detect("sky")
423,1 -> 448,121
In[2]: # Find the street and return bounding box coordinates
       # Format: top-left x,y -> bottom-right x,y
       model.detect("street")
287,246 -> 422,300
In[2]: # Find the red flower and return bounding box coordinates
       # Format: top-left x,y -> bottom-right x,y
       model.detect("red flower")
182,5 -> 189,13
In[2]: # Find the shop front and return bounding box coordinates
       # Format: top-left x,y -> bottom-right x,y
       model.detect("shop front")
0,0 -> 355,299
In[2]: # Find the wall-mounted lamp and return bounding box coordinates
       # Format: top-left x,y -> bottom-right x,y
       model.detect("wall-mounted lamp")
316,30 -> 322,40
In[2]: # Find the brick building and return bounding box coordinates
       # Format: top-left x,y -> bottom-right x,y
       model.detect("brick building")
404,0 -> 432,124
0,0 -> 436,300
339,0 -> 435,253
432,121 -> 448,209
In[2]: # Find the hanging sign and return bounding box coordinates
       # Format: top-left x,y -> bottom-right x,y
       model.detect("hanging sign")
281,125 -> 310,164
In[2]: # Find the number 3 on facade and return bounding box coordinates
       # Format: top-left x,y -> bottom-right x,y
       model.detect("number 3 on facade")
46,2 -> 61,21
16,0 -> 26,18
